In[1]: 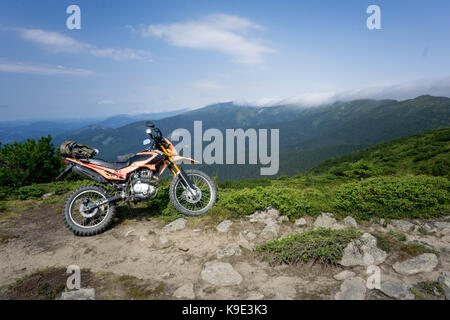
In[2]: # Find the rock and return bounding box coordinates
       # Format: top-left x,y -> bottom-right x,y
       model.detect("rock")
173,283 -> 195,299
246,292 -> 264,300
332,223 -> 345,230
434,222 -> 450,233
125,229 -> 135,237
139,235 -> 147,242
245,231 -> 257,240
260,276 -> 297,299
60,288 -> 95,300
379,280 -> 414,300
248,208 -> 279,224
339,233 -> 388,266
201,262 -> 242,286
238,232 -> 250,247
158,234 -> 171,248
389,220 -> 414,232
216,220 -> 233,233
410,240 -> 440,253
333,270 -> 356,281
314,212 -> 336,229
163,218 -> 187,232
335,277 -> 366,300
393,253 -> 438,275
261,222 -> 280,239
277,216 -> 289,223
174,256 -> 185,265
437,271 -> 450,300
434,221 -> 450,229
161,272 -> 174,279
42,192 -> 54,199
379,218 -> 385,226
217,243 -> 242,259
266,207 -> 280,219
294,218 -> 307,227
271,292 -> 293,300
343,216 -> 357,228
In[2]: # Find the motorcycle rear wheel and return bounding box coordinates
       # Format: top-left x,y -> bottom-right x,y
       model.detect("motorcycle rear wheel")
62,184 -> 116,236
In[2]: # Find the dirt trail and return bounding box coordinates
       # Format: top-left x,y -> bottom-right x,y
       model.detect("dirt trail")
0,205 -> 449,299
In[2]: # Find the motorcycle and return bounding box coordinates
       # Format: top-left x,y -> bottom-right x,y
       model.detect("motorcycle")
56,121 -> 217,236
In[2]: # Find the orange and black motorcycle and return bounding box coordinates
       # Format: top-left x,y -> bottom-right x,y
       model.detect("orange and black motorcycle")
56,121 -> 216,236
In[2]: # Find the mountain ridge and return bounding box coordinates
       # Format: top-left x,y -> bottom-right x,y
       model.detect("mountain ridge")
50,95 -> 450,180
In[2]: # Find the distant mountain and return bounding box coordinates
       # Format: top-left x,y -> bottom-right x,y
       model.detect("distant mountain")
0,109 -> 188,144
95,109 -> 190,129
53,95 -> 450,180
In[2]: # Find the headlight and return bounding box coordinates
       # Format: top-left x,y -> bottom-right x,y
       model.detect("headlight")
146,128 -> 152,134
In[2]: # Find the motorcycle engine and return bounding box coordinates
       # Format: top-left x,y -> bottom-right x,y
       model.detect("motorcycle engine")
130,168 -> 158,200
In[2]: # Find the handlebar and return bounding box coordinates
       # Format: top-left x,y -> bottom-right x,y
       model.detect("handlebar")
146,124 -> 167,148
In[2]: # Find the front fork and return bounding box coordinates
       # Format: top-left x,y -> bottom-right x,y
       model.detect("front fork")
161,146 -> 197,196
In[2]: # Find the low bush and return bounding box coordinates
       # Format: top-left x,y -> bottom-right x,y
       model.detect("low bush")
333,175 -> 449,219
255,228 -> 362,265
217,186 -> 314,219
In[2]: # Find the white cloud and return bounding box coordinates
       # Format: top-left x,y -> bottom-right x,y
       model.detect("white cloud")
14,28 -> 151,62
234,77 -> 450,107
135,14 -> 273,64
97,100 -> 116,105
0,61 -> 95,76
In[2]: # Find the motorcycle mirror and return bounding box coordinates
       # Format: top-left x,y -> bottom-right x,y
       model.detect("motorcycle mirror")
146,121 -> 155,128
143,139 -> 151,145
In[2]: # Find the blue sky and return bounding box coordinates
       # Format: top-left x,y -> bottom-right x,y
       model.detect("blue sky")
0,0 -> 449,120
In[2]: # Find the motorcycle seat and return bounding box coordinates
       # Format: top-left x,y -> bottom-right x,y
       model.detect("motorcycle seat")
88,158 -> 131,170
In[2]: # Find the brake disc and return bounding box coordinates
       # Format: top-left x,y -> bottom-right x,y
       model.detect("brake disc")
79,200 -> 99,218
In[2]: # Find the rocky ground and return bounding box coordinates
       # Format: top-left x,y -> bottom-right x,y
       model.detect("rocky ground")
0,204 -> 449,300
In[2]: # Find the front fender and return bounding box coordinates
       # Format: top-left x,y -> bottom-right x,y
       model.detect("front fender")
171,156 -> 200,164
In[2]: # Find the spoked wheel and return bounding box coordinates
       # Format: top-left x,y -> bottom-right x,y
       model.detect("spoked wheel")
62,185 -> 116,236
169,169 -> 217,216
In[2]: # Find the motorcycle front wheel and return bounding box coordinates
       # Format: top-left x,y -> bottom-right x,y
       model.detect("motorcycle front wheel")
169,169 -> 217,216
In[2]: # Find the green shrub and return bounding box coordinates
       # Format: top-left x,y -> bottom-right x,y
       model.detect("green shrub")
0,135 -> 63,187
255,228 -> 362,265
333,175 -> 449,219
217,186 -> 314,219
343,160 -> 380,180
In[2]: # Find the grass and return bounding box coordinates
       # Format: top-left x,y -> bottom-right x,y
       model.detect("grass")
388,230 -> 407,242
417,226 -> 435,236
4,267 -> 74,300
411,281 -> 445,300
118,275 -> 166,300
255,228 -> 362,266
373,231 -> 439,258
400,243 -> 440,257
1,267 -> 168,300
0,230 -> 18,243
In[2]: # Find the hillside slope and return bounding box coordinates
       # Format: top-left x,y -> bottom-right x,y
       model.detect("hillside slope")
309,128 -> 450,177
